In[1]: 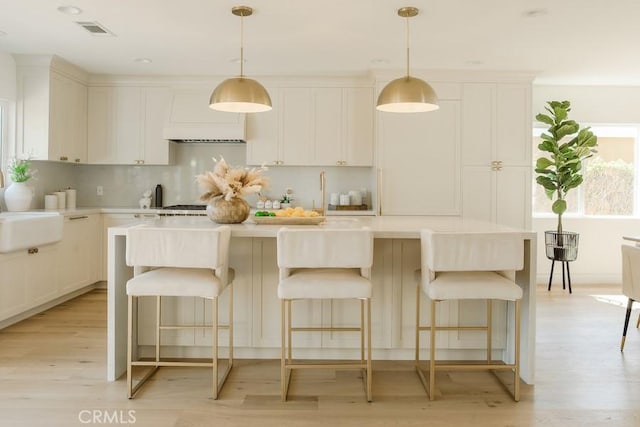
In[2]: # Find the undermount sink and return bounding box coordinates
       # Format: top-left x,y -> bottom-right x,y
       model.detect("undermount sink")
0,212 -> 64,253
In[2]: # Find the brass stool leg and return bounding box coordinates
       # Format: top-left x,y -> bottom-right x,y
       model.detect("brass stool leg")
429,300 -> 436,401
360,299 -> 365,363
487,300 -> 492,363
280,299 -> 287,402
212,296 -> 219,399
514,300 -> 521,402
156,296 -> 161,363
415,282 -> 421,367
366,298 -> 372,402
229,283 -> 234,367
127,295 -> 133,399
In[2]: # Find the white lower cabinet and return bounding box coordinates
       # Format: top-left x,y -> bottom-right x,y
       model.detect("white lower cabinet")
59,214 -> 101,294
0,213 -> 101,326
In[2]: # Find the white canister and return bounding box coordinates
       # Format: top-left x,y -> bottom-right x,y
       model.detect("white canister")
264,200 -> 273,209
65,188 -> 77,210
348,190 -> 362,206
329,193 -> 339,206
339,194 -> 351,206
44,194 -> 58,210
272,200 -> 281,209
54,191 -> 66,210
256,200 -> 265,209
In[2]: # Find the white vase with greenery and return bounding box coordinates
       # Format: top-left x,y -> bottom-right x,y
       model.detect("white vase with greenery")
4,158 -> 36,212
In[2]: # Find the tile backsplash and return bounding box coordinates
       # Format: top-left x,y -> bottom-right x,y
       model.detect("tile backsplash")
20,143 -> 375,210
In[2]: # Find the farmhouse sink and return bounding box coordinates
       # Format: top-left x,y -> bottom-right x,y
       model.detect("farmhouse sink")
0,212 -> 63,253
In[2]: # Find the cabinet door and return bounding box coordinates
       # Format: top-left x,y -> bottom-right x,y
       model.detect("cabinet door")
88,87 -> 143,165
142,87 -> 171,165
496,166 -> 531,229
113,87 -> 143,164
246,88 -> 280,166
312,88 -> 343,166
281,88 -> 313,165
379,100 -> 461,215
58,215 -> 94,293
496,84 -> 531,166
0,252 -> 28,321
344,87 -> 374,166
71,80 -> 88,163
461,83 -> 494,166
49,72 -> 71,161
462,165 -> 530,229
25,244 -> 59,307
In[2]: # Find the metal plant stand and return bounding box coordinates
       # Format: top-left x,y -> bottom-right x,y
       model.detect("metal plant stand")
545,231 -> 579,294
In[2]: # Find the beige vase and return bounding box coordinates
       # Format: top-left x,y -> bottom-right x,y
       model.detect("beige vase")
206,196 -> 250,224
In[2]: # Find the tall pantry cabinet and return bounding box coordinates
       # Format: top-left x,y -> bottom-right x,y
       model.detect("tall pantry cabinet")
376,76 -> 532,229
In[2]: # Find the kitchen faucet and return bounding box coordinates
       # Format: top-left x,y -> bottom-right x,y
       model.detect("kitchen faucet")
314,170 -> 326,216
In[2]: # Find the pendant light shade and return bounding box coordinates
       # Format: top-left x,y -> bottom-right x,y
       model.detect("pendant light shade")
210,6 -> 272,113
376,7 -> 439,113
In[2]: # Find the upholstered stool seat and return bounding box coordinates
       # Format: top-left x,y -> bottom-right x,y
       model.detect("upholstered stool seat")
278,268 -> 372,300
425,271 -> 523,301
125,225 -> 234,400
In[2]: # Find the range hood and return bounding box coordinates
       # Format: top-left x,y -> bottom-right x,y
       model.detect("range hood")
163,89 -> 247,143
162,123 -> 246,143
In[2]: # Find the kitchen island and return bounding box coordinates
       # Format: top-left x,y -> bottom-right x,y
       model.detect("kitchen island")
107,216 -> 536,384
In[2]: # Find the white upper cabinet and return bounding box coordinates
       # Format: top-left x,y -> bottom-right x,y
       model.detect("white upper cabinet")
246,85 -> 374,166
88,86 -> 172,165
16,55 -> 88,163
378,99 -> 461,215
246,87 -> 313,166
313,87 -> 374,167
461,82 -> 531,166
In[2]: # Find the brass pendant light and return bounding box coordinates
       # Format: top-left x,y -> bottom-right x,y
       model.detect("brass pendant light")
376,7 -> 439,113
209,6 -> 272,113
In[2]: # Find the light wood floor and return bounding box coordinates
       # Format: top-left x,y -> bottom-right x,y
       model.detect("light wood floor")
1,285 -> 639,427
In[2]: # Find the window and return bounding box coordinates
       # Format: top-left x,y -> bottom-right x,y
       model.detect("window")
533,126 -> 637,217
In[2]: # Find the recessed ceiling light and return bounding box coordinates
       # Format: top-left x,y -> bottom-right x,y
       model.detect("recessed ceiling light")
57,5 -> 82,15
134,58 -> 152,64
523,8 -> 548,18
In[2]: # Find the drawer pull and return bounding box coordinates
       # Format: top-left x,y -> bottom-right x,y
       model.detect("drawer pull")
69,215 -> 89,220
27,247 -> 39,254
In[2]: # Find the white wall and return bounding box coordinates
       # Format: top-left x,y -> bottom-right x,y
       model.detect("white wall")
532,85 -> 640,287
0,52 -> 16,101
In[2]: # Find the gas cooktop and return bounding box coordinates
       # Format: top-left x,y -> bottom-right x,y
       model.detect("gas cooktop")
161,204 -> 207,210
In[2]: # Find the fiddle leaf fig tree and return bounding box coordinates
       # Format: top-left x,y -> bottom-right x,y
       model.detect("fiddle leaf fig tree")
535,100 -> 598,234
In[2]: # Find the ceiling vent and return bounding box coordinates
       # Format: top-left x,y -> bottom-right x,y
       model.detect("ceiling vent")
75,21 -> 115,36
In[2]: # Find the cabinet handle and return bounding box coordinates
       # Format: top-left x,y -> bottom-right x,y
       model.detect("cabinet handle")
69,215 -> 89,220
75,158 -> 81,163
336,160 -> 346,166
377,168 -> 382,215
27,247 -> 39,255
59,156 -> 68,161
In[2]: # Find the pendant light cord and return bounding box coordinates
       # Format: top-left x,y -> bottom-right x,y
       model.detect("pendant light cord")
405,15 -> 410,78
240,13 -> 245,77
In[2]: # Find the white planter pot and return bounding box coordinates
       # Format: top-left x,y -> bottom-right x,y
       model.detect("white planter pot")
4,181 -> 34,212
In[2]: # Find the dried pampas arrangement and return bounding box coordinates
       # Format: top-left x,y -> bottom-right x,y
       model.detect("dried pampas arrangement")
196,156 -> 269,202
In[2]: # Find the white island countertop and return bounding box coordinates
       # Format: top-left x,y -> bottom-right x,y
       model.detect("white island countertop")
108,215 -> 536,239
107,215 -> 536,384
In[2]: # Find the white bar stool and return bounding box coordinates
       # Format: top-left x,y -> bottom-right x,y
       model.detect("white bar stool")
125,225 -> 234,399
277,227 -> 374,402
416,230 -> 523,401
